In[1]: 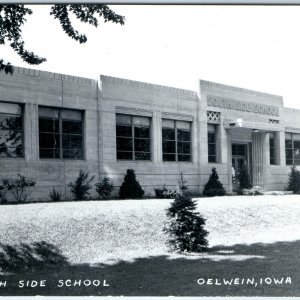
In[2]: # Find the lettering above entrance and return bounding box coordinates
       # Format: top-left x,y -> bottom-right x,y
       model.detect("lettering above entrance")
207,95 -> 279,117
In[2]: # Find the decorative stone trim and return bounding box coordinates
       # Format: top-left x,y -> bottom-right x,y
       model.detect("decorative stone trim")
115,106 -> 153,117
223,119 -> 283,131
101,75 -> 197,98
285,127 -> 300,133
207,111 -> 220,124
12,66 -> 97,86
269,119 -> 279,124
201,80 -> 283,101
162,112 -> 194,121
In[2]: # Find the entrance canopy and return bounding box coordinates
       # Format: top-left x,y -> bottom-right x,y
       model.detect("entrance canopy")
223,119 -> 282,132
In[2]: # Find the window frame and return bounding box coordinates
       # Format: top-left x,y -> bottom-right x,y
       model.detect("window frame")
0,102 -> 24,159
208,124 -> 217,163
38,107 -> 84,160
116,114 -> 151,161
285,132 -> 300,166
162,119 -> 192,162
269,133 -> 276,165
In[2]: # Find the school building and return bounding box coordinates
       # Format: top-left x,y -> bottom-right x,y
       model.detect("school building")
0,66 -> 299,200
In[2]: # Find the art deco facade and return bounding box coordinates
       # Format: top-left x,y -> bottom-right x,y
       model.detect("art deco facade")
0,67 -> 298,200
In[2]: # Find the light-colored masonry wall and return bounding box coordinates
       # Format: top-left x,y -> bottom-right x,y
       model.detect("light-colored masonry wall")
99,75 -> 201,196
0,67 -> 99,200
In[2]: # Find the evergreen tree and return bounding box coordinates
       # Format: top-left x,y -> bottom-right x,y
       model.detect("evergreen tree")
119,169 -> 144,199
203,167 -> 226,197
164,185 -> 208,253
238,163 -> 252,191
287,165 -> 300,194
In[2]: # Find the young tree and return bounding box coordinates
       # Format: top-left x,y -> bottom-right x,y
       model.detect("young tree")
203,167 -> 226,197
164,183 -> 208,253
119,169 -> 144,199
238,163 -> 252,191
287,165 -> 300,194
68,170 -> 95,200
0,4 -> 125,74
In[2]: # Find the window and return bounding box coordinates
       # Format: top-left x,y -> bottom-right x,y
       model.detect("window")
269,133 -> 276,165
162,119 -> 191,162
0,102 -> 23,158
116,114 -> 151,160
39,107 -> 83,159
208,124 -> 217,163
285,132 -> 300,165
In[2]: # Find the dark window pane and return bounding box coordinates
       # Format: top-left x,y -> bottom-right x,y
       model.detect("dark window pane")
163,154 -> 176,161
286,159 -> 293,165
237,145 -> 246,156
0,115 -> 22,130
116,125 -> 132,137
177,141 -> 190,154
134,139 -> 150,152
40,148 -> 60,159
117,151 -> 132,160
135,126 -> 150,138
286,149 -> 293,159
39,133 -> 60,149
294,148 -> 300,159
62,120 -> 82,134
39,118 -> 59,133
0,130 -> 23,148
62,134 -> 82,150
285,139 -> 293,148
177,130 -> 190,141
162,128 -> 175,140
270,138 -> 275,148
208,132 -> 215,143
163,141 -> 176,154
135,152 -> 150,160
116,137 -> 133,151
63,149 -> 82,159
270,148 -> 275,158
208,155 -> 217,163
178,154 -> 191,162
270,158 -> 276,165
295,159 -> 300,165
208,143 -> 216,156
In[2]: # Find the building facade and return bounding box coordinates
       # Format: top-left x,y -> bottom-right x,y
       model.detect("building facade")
0,67 -> 299,200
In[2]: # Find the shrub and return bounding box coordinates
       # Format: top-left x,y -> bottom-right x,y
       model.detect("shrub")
287,165 -> 300,194
49,187 -> 62,202
242,186 -> 264,196
238,163 -> 252,192
95,177 -> 114,200
0,183 -> 8,204
164,184 -> 208,253
68,170 -> 95,200
154,186 -> 177,199
3,174 -> 36,203
203,168 -> 226,197
119,169 -> 144,199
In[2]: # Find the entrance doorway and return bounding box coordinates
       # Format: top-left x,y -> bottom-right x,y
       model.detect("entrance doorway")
231,144 -> 250,191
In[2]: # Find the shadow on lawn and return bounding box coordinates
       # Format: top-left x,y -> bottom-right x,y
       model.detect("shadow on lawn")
1,240 -> 300,296
0,241 -> 69,274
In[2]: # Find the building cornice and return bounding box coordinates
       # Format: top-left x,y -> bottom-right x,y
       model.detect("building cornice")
101,75 -> 197,98
11,66 -> 97,86
200,80 -> 283,101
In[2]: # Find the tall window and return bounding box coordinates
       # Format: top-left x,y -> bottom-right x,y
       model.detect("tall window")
116,114 -> 151,160
285,132 -> 300,165
0,102 -> 23,158
208,124 -> 217,163
39,107 -> 83,159
269,133 -> 276,165
162,119 -> 191,162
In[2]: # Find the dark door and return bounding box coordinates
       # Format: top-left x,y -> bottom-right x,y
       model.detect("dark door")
231,144 -> 248,191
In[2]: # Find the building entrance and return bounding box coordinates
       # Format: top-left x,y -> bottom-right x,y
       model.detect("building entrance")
231,144 -> 250,191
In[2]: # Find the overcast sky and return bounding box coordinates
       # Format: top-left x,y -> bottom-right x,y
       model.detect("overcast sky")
1,5 -> 300,109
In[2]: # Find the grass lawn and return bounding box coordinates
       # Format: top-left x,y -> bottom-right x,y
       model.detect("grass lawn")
0,195 -> 299,296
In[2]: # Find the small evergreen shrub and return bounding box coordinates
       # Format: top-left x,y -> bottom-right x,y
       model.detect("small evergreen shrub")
119,169 -> 144,199
237,163 -> 252,194
154,186 -> 177,199
3,174 -> 36,203
164,183 -> 209,253
68,170 -> 95,200
49,187 -> 62,202
287,165 -> 300,194
95,177 -> 114,200
0,182 -> 8,204
203,168 -> 226,197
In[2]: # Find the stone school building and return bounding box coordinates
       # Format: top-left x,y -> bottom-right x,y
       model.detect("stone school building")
0,66 -> 299,200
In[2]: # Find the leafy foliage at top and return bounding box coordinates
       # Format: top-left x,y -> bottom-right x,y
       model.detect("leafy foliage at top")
0,4 -> 125,73
68,170 -> 95,200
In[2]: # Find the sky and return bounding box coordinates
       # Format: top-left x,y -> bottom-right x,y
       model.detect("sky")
1,5 -> 300,108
